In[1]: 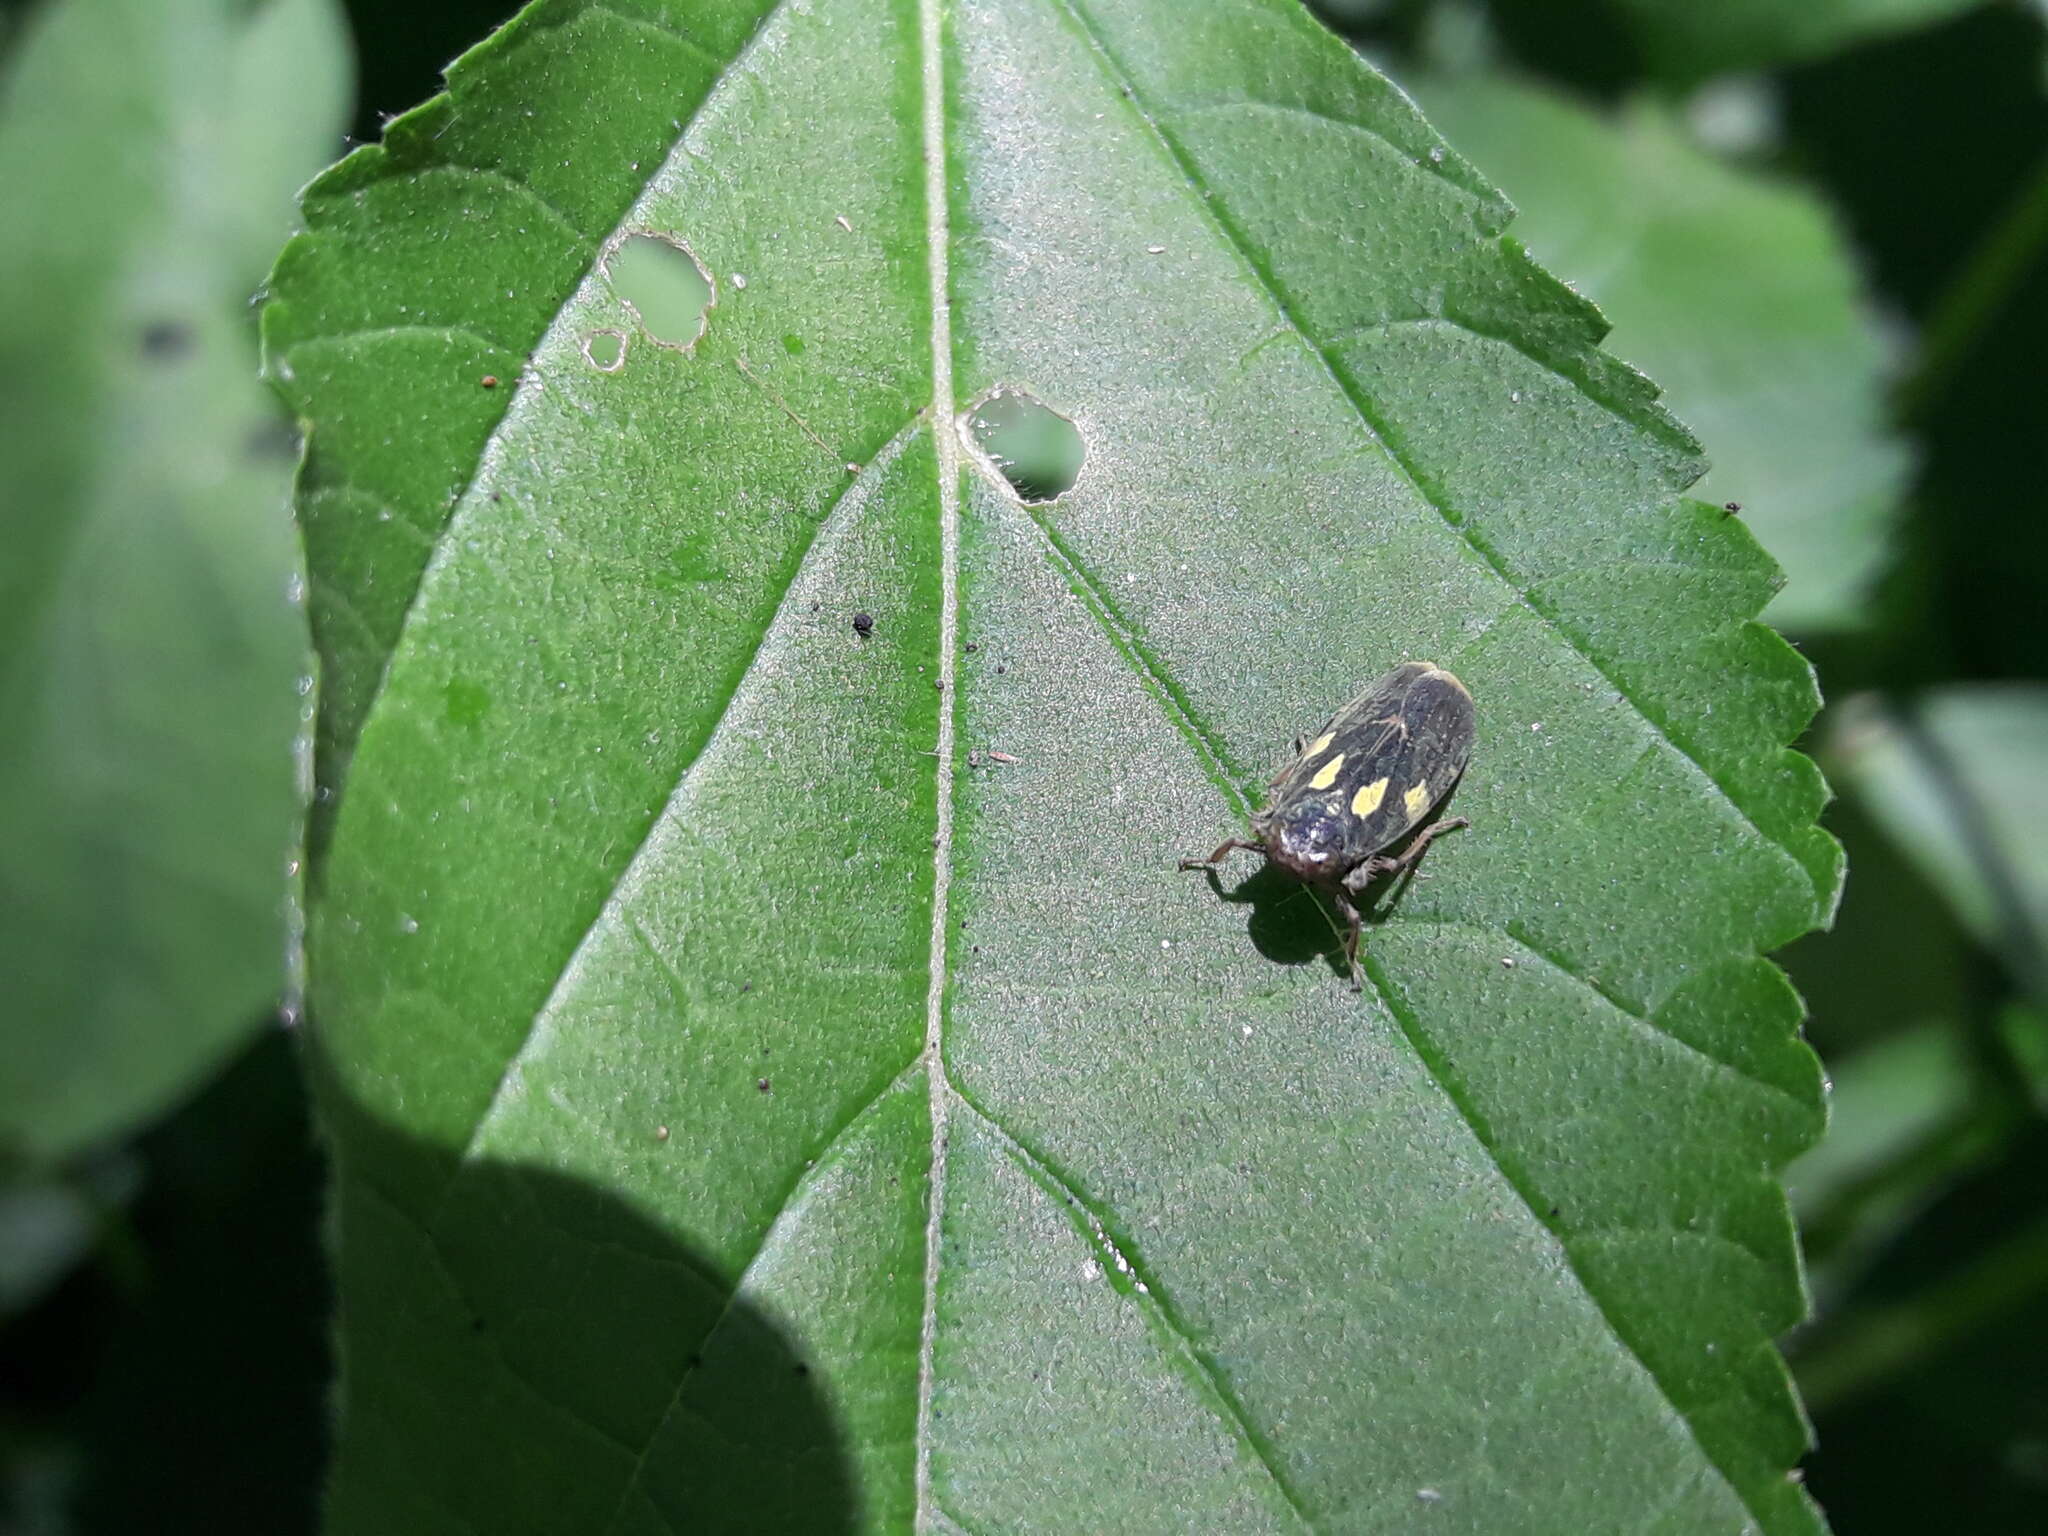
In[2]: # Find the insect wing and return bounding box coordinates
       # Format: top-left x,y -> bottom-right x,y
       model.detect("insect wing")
1267,663 -> 1473,861
1266,661 -> 1435,804
1338,667 -> 1474,860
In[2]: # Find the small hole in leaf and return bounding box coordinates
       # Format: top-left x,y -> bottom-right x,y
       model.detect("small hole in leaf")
964,388 -> 1084,503
583,328 -> 628,372
604,233 -> 712,348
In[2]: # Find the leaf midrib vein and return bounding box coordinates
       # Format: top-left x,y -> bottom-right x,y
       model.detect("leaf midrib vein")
913,0 -> 961,1523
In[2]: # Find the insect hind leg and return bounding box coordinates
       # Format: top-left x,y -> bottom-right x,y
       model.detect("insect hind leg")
1340,816 -> 1469,894
1385,815 -> 1469,877
1335,817 -> 1470,982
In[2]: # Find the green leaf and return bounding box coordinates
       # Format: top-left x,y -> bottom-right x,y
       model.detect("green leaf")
0,1155 -> 137,1316
1830,687 -> 2048,1007
1603,0 -> 1990,81
1787,1023 -> 1964,1218
1784,1020 -> 1971,1296
1413,73 -> 1909,634
0,0 -> 351,1164
267,1 -> 1838,1528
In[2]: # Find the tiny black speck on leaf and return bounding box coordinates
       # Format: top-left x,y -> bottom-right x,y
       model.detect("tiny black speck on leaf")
756,1077 -> 771,1093
852,611 -> 874,637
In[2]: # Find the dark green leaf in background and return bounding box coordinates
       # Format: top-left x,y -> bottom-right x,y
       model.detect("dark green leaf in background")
1414,73 -> 1909,634
1790,1023 -> 1970,1230
265,0 -> 1840,1528
1603,0 -> 1990,82
1830,687 -> 2048,1010
0,0 -> 351,1164
0,1155 -> 136,1317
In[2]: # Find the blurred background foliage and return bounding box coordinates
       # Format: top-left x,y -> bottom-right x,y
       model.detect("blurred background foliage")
2,0 -> 2045,1530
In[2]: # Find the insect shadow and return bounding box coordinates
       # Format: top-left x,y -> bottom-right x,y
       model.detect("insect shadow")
1187,835 -> 1436,985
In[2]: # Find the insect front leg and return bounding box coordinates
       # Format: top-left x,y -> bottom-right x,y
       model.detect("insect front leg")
1178,837 -> 1266,872
1329,885 -> 1365,991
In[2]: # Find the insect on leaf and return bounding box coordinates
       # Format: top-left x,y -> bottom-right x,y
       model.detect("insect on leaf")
265,0 -> 1840,1529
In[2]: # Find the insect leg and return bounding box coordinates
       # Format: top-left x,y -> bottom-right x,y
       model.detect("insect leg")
1339,816 -> 1470,895
1341,856 -> 1393,895
1384,815 -> 1469,876
1329,886 -> 1365,991
1178,838 -> 1266,871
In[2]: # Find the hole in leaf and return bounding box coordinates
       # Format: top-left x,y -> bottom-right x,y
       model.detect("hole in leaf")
604,233 -> 712,348
964,388 -> 1085,503
582,328 -> 628,372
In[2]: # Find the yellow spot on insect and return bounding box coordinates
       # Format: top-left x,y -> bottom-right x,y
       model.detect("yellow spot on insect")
1303,731 -> 1335,760
1309,753 -> 1345,791
1352,777 -> 1388,816
1403,781 -> 1431,818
